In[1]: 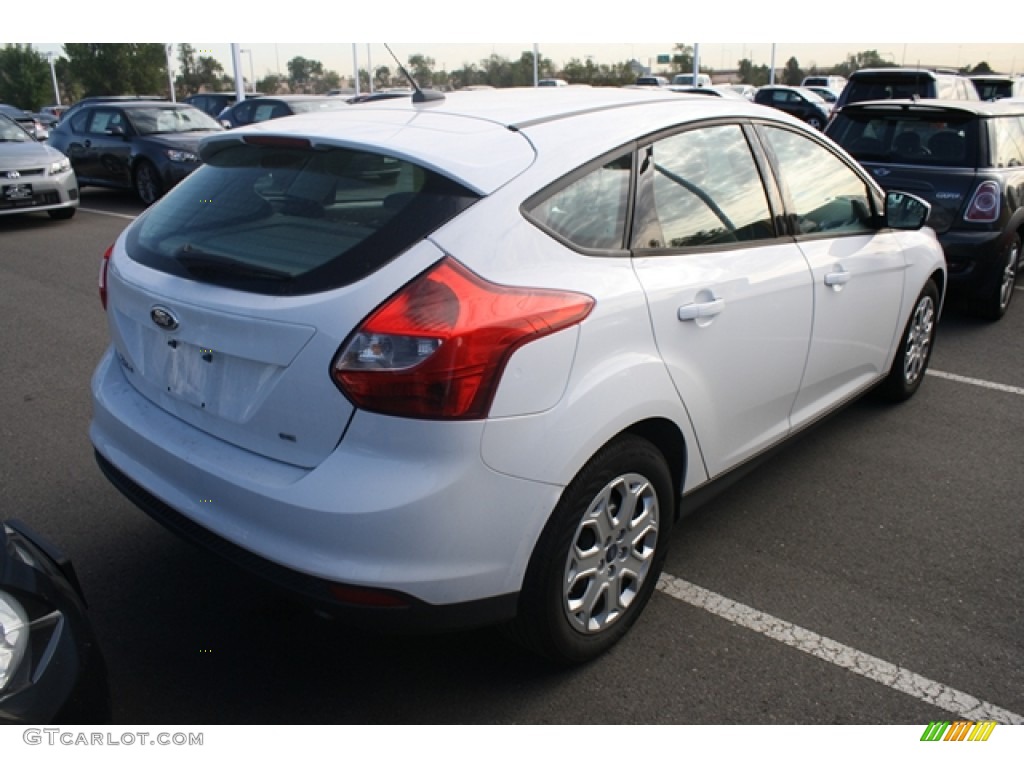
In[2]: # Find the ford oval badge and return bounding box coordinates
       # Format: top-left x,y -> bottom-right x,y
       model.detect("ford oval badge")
151,306 -> 179,331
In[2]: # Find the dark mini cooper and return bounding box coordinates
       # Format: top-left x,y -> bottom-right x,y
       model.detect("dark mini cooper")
827,99 -> 1024,320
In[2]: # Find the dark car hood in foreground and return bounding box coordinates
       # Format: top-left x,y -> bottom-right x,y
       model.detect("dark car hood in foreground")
0,520 -> 110,724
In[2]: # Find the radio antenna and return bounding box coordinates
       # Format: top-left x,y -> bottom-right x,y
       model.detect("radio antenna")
384,43 -> 444,103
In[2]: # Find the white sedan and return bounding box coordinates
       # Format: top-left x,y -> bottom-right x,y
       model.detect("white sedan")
90,87 -> 945,663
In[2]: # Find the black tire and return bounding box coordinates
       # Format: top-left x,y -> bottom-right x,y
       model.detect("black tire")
806,116 -> 824,130
133,160 -> 163,206
974,233 -> 1020,322
509,435 -> 674,665
878,279 -> 939,402
47,207 -> 76,220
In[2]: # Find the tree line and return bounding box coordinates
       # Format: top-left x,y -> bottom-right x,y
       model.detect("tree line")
0,43 -> 1001,111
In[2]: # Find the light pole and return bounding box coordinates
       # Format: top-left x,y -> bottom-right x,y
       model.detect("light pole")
46,52 -> 60,106
165,44 -> 176,102
239,48 -> 255,93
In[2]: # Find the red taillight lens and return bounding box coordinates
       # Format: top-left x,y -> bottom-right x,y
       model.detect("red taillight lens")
964,181 -> 1001,222
332,257 -> 594,420
99,244 -> 113,310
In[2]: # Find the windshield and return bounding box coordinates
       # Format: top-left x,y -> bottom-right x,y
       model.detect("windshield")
124,106 -> 223,135
0,116 -> 33,142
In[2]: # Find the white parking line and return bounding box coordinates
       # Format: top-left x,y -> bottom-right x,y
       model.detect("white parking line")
927,369 -> 1024,397
657,574 -> 1024,724
79,207 -> 136,220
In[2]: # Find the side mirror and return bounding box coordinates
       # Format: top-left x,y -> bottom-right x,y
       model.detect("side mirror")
885,190 -> 931,230
107,125 -> 127,138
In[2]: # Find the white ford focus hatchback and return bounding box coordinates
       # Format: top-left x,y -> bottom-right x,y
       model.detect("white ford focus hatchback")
91,87 -> 946,663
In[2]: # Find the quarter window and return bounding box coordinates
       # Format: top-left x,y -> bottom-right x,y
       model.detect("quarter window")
527,154 -> 632,250
760,126 -> 874,236
991,115 -> 1024,168
633,124 -> 774,249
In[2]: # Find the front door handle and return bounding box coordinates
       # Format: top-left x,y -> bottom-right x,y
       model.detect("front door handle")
825,268 -> 851,287
678,298 -> 725,321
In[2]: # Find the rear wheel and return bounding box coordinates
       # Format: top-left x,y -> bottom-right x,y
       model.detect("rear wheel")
805,116 -> 824,130
878,279 -> 939,402
974,234 -> 1019,322
510,435 -> 674,664
133,160 -> 163,206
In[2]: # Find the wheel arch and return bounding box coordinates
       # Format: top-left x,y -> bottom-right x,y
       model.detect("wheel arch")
621,417 -> 688,521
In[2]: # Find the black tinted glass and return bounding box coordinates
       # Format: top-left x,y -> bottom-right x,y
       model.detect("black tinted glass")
829,110 -> 978,168
126,143 -> 479,295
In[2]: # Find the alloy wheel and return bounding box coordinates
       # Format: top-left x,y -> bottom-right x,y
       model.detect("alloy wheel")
563,472 -> 660,634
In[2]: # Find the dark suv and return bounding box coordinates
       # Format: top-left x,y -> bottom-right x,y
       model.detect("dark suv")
834,69 -> 979,111
827,99 -> 1024,320
754,86 -> 831,130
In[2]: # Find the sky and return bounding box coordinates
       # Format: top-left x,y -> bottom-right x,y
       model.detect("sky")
19,43 -> 1024,81
8,1 -> 1024,77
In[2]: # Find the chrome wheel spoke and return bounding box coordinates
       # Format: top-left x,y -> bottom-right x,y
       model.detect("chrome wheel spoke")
563,472 -> 660,634
903,297 -> 935,384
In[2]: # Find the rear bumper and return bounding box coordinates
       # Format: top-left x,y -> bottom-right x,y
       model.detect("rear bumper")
90,348 -> 562,629
938,229 -> 1009,297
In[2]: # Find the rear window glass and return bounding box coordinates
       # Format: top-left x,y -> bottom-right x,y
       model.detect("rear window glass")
843,74 -> 937,104
126,142 -> 479,295
828,110 -> 978,168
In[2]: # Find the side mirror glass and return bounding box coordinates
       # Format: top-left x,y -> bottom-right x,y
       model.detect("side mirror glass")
886,191 -> 931,230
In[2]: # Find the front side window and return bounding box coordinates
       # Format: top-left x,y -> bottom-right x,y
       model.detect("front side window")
760,125 -> 874,236
126,142 -> 479,295
633,123 -> 774,250
526,154 -> 632,250
86,109 -> 126,134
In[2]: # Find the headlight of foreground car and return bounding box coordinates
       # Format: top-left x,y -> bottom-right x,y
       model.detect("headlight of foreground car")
48,157 -> 71,175
165,149 -> 198,163
0,591 -> 29,692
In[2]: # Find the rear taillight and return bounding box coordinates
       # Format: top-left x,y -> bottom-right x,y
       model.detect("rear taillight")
332,257 -> 594,420
964,181 -> 1001,222
99,244 -> 112,310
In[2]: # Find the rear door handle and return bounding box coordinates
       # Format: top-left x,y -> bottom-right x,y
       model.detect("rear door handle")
677,298 -> 725,321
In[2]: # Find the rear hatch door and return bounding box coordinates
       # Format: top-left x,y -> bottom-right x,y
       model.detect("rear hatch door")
827,102 -> 980,233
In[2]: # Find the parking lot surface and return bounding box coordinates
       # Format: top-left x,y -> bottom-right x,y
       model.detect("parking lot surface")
1,189 -> 1021,724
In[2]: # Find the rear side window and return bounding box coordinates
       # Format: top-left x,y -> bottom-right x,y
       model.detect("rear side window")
990,115 -> 1024,168
126,142 -> 479,295
828,110 -> 979,168
526,154 -> 632,250
633,124 -> 775,249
